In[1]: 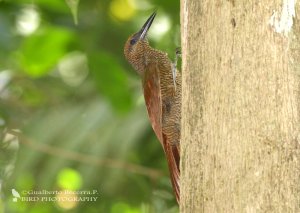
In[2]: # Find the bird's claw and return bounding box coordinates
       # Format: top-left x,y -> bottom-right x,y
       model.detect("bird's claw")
175,47 -> 181,57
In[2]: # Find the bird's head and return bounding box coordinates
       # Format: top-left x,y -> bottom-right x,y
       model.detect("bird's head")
124,12 -> 156,75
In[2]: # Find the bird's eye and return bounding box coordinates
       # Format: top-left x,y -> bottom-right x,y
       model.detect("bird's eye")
130,39 -> 136,45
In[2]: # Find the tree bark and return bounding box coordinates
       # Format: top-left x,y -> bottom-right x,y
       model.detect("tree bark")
180,0 -> 300,212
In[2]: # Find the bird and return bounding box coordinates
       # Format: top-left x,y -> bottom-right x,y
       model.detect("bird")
124,11 -> 181,203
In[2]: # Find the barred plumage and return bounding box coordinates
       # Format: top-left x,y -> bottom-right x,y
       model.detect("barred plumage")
124,12 -> 181,203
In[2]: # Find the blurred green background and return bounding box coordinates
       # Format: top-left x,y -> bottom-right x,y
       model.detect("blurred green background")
0,0 -> 180,212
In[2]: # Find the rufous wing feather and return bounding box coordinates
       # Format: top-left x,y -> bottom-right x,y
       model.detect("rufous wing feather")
143,65 -> 163,143
143,63 -> 180,203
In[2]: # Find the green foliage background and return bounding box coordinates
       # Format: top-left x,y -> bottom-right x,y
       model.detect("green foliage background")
0,0 -> 180,212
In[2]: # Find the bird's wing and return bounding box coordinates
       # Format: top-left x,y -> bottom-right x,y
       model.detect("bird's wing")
143,63 -> 180,203
143,63 -> 163,143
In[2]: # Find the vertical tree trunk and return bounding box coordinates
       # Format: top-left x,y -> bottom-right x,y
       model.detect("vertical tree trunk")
180,0 -> 300,212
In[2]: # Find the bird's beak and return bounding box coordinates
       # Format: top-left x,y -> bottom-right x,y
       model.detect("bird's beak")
138,11 -> 156,40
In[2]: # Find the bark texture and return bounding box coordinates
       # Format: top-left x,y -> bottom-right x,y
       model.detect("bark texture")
180,0 -> 300,212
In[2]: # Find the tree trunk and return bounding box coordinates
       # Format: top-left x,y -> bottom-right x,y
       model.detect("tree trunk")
180,0 -> 300,212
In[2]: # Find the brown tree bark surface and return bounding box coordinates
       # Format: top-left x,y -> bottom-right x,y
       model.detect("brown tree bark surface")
180,0 -> 300,212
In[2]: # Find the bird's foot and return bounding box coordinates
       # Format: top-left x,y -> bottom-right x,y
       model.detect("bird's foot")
175,47 -> 181,58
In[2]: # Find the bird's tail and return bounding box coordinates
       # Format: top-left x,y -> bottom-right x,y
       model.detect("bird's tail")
163,134 -> 180,203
